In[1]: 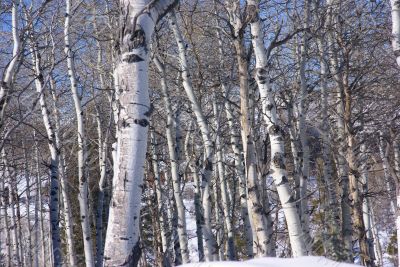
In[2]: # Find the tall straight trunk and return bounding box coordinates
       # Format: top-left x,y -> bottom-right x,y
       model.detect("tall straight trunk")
379,132 -> 396,214
0,0 -> 21,128
22,142 -> 32,267
184,128 -> 205,261
214,14 -> 254,256
326,0 -> 352,259
150,132 -> 170,262
370,208 -> 383,267
64,0 -> 94,264
316,32 -> 343,260
49,76 -> 77,267
347,134 -> 372,266
360,144 -> 375,262
247,1 -> 307,256
212,97 -> 236,260
27,30 -> 64,266
93,34 -> 111,267
154,57 -> 190,263
296,0 -> 312,247
223,87 -> 254,258
393,137 -> 400,267
34,143 -> 40,267
169,11 -> 217,261
34,135 -> 47,266
3,152 -> 21,266
1,165 -> 11,266
103,1 -> 176,265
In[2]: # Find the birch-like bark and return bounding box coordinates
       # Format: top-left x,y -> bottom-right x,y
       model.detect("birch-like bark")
1,164 -> 11,266
169,10 -> 217,261
360,143 -> 376,263
103,0 -> 177,265
393,137 -> 400,267
326,0 -> 352,260
154,56 -> 190,263
3,151 -> 21,266
225,1 -> 273,256
247,0 -> 307,256
296,0 -> 312,246
212,97 -> 236,260
22,142 -> 32,266
0,0 -> 21,128
27,29 -> 65,266
214,15 -> 254,256
49,76 -> 77,267
379,131 -> 396,214
150,132 -> 169,261
390,0 -> 400,66
64,0 -> 94,264
184,127 -> 205,261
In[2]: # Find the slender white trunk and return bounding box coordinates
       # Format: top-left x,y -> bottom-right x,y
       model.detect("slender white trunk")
64,0 -> 94,264
379,131 -> 396,215
169,11 -> 217,261
184,128 -> 205,261
103,1 -> 176,265
150,132 -> 169,259
248,1 -> 306,256
326,1 -> 352,259
1,165 -> 11,266
49,76 -> 77,267
154,57 -> 190,263
296,0 -> 311,247
0,0 -> 21,127
390,0 -> 400,66
213,97 -> 236,260
22,142 -> 32,267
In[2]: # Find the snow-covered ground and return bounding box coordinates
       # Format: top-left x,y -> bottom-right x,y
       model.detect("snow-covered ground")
177,256 -> 357,267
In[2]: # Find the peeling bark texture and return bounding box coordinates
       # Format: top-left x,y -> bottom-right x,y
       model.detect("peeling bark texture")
103,0 -> 177,266
248,0 -> 307,257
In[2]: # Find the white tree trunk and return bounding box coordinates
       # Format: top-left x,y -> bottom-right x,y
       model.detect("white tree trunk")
64,0 -> 94,264
248,1 -> 307,256
169,10 -> 217,261
390,0 -> 400,66
49,76 -> 77,267
154,56 -> 190,263
103,1 -> 176,265
0,0 -> 21,127
213,97 -> 236,260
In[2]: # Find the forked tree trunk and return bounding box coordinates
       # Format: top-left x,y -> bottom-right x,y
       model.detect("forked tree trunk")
103,0 -> 176,265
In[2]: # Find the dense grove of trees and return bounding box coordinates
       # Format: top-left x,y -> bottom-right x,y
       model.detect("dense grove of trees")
0,0 -> 400,266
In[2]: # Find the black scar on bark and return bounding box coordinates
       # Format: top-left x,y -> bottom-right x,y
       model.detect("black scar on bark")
276,175 -> 288,186
133,118 -> 149,127
122,240 -> 142,267
122,54 -> 144,63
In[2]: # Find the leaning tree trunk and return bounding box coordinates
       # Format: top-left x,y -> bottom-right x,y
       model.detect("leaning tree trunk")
103,0 -> 177,265
247,0 -> 307,256
28,31 -> 65,266
169,10 -> 217,261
